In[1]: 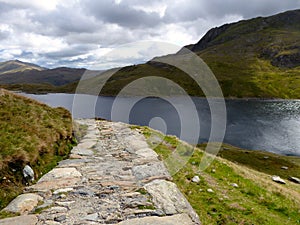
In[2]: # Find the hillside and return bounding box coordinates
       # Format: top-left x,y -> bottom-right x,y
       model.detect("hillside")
0,60 -> 45,75
183,9 -> 300,98
0,65 -> 86,86
70,9 -> 300,98
0,89 -> 75,210
134,125 -> 300,224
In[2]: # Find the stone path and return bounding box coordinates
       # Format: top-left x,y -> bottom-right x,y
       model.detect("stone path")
0,119 -> 200,225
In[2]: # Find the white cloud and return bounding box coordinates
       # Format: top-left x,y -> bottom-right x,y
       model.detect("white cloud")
0,0 -> 299,69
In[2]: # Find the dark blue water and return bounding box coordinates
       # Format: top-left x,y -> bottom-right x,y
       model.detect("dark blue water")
22,93 -> 300,156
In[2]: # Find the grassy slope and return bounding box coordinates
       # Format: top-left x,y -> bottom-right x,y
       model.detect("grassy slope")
197,27 -> 300,98
0,89 -> 76,211
133,125 -> 300,225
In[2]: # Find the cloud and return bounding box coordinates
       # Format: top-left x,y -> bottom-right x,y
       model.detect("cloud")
0,0 -> 299,69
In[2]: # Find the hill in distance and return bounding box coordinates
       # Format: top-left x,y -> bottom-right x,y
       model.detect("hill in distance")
0,60 -> 45,75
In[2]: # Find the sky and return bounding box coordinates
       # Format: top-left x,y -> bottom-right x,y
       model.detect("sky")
0,0 -> 300,70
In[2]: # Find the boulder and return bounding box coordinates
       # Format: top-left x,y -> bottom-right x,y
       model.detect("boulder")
2,193 -> 42,214
272,176 -> 286,184
23,165 -> 34,182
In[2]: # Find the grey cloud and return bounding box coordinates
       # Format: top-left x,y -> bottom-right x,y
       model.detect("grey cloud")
0,0 -> 299,69
82,0 -> 163,28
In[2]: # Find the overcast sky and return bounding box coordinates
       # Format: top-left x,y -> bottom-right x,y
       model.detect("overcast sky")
0,0 -> 300,69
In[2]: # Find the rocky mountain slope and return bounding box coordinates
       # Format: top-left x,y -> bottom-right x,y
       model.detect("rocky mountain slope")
181,9 -> 300,98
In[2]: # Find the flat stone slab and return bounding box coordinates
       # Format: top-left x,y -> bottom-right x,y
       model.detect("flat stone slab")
29,168 -> 81,191
71,146 -> 94,156
132,162 -> 171,181
76,141 -> 96,149
126,137 -> 149,151
0,215 -> 38,225
117,214 -> 195,225
135,148 -> 159,160
144,180 -> 200,223
2,193 -> 42,214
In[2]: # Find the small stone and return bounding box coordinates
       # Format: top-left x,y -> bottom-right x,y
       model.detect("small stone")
54,215 -> 66,222
191,176 -> 200,183
231,183 -> 239,188
281,166 -> 288,170
263,156 -> 269,159
207,188 -> 214,193
211,169 -> 216,173
23,165 -> 34,182
48,206 -> 68,213
56,201 -> 75,207
272,176 -> 286,184
289,176 -> 300,184
83,213 -> 98,221
53,187 -> 74,195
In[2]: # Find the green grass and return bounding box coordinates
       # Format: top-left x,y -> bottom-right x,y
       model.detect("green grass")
134,125 -> 300,225
0,89 -> 76,210
198,143 -> 300,179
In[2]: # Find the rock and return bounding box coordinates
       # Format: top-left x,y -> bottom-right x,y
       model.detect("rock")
272,176 -> 286,184
53,187 -> 74,195
231,183 -> 239,188
71,146 -> 94,156
132,162 -> 171,181
56,201 -> 75,207
207,189 -> 214,193
23,165 -> 34,182
54,215 -> 66,222
191,176 -> 200,183
0,215 -> 38,225
263,156 -> 269,159
289,176 -> 300,184
47,206 -> 68,213
29,167 -> 82,191
144,180 -> 200,223
117,213 -> 195,225
211,169 -> 216,173
2,193 -> 42,214
281,166 -> 288,170
135,148 -> 159,160
83,213 -> 98,221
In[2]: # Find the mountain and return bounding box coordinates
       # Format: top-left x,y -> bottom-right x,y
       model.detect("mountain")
0,66 -> 86,86
180,9 -> 300,98
0,60 -> 45,75
0,60 -> 89,93
72,9 -> 300,98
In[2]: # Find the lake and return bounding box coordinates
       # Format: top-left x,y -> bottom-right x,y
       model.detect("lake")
22,93 -> 300,156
